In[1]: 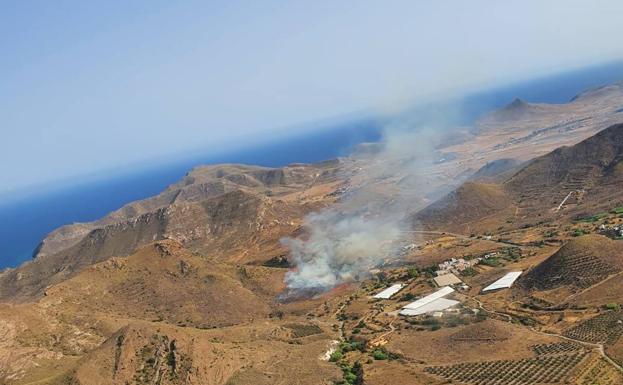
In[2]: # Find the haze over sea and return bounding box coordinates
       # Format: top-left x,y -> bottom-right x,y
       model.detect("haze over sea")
2,61 -> 623,269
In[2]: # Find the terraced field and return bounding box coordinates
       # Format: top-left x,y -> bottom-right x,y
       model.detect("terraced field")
425,350 -> 588,385
531,341 -> 585,356
564,310 -> 623,344
520,252 -> 619,291
570,354 -> 623,385
283,323 -> 324,338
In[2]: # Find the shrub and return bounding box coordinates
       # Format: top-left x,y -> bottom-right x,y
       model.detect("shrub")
423,265 -> 439,277
337,361 -> 364,385
571,228 -> 586,237
343,372 -> 357,384
605,303 -> 621,311
578,213 -> 608,222
329,350 -> 343,362
340,340 -> 364,352
505,247 -> 522,259
406,267 -> 420,279
519,317 -> 536,326
351,361 -> 364,385
480,257 -> 501,267
461,267 -> 477,277
421,317 -> 439,326
372,350 -> 388,360
376,272 -> 389,283
400,292 -> 416,301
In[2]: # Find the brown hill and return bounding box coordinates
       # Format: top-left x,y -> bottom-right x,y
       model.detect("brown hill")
0,240 -> 341,384
477,98 -> 565,128
414,122 -> 623,231
518,234 -> 623,293
0,190 -> 301,302
571,81 -> 623,102
65,321 -> 339,385
505,122 -> 623,204
0,162 -> 344,302
476,82 -> 623,135
34,162 -> 342,260
41,240 -> 281,329
449,320 -> 511,342
414,182 -> 513,231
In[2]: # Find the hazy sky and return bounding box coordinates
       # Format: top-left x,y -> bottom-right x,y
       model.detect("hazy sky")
2,0 -> 623,195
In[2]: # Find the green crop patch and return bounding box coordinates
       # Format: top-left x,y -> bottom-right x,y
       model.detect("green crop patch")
577,213 -> 609,222
611,206 -> 623,214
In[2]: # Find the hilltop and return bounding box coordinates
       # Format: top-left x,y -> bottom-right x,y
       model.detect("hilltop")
476,98 -> 565,128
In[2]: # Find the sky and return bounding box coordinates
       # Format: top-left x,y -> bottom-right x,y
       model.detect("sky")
2,0 -> 623,196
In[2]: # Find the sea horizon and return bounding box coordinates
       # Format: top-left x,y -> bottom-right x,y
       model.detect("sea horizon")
2,60 -> 623,269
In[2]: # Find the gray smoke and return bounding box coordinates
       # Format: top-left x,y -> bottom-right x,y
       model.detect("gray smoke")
283,210 -> 404,290
283,112 -> 463,291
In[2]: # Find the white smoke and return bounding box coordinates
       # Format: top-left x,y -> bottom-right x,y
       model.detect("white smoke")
283,210 -> 404,290
282,111 -> 464,292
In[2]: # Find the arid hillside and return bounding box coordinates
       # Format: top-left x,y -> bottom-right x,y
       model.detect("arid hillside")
0,161 -> 347,302
5,81 -> 623,305
517,234 -> 623,305
0,240 -> 342,385
416,122 -> 623,233
506,122 -> 623,210
2,81 -> 623,385
33,161 -> 345,261
415,182 -> 514,231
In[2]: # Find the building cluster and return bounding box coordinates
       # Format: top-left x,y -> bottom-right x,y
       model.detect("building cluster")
437,253 -> 498,276
598,224 -> 623,238
437,257 -> 477,276
369,259 -> 522,319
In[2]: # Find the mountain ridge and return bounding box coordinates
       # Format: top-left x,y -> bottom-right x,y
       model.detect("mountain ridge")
414,122 -> 623,233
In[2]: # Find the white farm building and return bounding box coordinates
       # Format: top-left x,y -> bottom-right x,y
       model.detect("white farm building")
373,283 -> 405,299
483,271 -> 522,292
399,286 -> 459,316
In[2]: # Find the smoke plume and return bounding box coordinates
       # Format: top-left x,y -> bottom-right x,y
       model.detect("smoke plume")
282,112 -> 463,292
283,210 -> 404,290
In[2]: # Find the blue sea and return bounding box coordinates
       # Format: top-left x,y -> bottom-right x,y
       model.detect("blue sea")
2,61 -> 623,269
